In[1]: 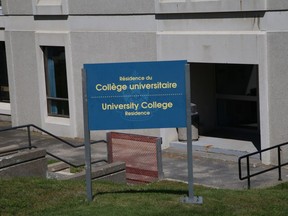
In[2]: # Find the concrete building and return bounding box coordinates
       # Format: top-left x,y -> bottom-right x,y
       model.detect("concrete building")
1,0 -> 288,164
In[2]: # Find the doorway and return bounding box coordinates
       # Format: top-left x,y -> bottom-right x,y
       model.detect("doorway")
190,63 -> 260,151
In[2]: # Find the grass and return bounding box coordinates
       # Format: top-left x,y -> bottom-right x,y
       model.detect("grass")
70,166 -> 85,174
0,178 -> 288,216
47,159 -> 59,165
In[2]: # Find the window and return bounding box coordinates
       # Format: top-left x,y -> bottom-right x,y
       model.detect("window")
0,41 -> 9,103
43,46 -> 69,117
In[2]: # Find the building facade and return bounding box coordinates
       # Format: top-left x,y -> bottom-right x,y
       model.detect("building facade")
1,0 -> 288,164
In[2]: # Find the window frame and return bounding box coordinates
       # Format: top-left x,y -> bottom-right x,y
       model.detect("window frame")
42,46 -> 70,118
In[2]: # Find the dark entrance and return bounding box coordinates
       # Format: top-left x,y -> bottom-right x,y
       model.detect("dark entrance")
190,63 -> 260,151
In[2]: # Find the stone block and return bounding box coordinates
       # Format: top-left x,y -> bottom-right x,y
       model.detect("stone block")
0,149 -> 47,178
64,161 -> 126,184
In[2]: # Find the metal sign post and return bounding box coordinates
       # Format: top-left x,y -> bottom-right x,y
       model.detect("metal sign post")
180,64 -> 203,204
82,69 -> 93,202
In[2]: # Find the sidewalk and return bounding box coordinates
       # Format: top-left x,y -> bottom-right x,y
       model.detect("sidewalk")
1,120 -> 288,189
163,146 -> 288,189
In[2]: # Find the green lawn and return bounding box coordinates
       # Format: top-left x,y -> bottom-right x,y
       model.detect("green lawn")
0,178 -> 287,216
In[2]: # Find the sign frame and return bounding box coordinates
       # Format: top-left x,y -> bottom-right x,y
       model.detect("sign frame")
82,61 -> 202,204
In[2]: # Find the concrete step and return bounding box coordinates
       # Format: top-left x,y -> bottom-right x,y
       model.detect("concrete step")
48,161 -> 70,172
0,144 -> 20,156
47,161 -> 127,184
0,149 -> 47,178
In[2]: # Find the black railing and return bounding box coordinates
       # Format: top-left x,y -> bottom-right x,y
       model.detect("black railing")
0,124 -> 107,168
238,142 -> 288,189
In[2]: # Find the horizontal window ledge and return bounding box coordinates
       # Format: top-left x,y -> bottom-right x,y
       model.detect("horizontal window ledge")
33,0 -> 69,15
45,116 -> 70,125
47,97 -> 69,102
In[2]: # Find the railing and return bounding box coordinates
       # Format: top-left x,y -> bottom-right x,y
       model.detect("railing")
0,124 -> 107,167
238,142 -> 288,189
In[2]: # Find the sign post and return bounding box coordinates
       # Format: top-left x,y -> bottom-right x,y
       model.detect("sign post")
82,60 -> 202,204
82,69 -> 93,201
180,64 -> 203,204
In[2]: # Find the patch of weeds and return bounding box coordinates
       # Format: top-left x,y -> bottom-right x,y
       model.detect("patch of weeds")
70,166 -> 85,173
47,159 -> 59,165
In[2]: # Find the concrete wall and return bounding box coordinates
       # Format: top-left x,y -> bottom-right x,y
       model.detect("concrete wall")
68,0 -> 155,15
156,0 -> 288,14
5,31 -> 42,127
2,0 -> 33,15
2,0 -> 287,16
2,0 -> 155,15
266,32 -> 288,164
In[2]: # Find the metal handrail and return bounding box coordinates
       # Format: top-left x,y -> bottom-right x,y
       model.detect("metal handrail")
0,124 -> 107,168
238,141 -> 288,189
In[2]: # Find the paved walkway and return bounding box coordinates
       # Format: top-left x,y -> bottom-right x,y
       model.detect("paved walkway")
163,147 -> 288,189
1,120 -> 288,189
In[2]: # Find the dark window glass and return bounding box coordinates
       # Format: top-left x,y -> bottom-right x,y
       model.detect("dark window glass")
0,42 -> 9,103
43,46 -> 69,117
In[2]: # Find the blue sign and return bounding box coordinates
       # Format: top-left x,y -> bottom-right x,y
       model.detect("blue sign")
84,60 -> 187,130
